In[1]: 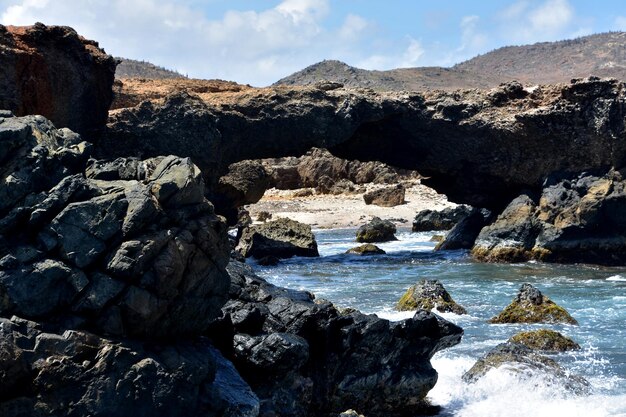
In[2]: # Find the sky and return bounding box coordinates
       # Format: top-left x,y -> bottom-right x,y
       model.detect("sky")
1,0 -> 625,86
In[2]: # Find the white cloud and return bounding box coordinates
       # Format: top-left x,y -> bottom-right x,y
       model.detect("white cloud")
399,38 -> 424,67
498,0 -> 577,43
339,14 -> 369,41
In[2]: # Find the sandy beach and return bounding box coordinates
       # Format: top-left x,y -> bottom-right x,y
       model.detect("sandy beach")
245,181 -> 455,229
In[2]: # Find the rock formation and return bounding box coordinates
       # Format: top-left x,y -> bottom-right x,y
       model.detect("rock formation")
363,184 -> 405,207
396,280 -> 467,314
489,284 -> 578,325
0,23 -> 116,135
356,217 -> 397,243
508,329 -> 580,352
212,261 -> 463,416
237,218 -> 319,259
412,205 -> 472,232
345,244 -> 386,256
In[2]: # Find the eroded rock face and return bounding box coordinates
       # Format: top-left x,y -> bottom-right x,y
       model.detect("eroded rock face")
214,160 -> 270,224
413,205 -> 472,232
462,342 -> 590,394
213,261 -> 463,417
0,115 -> 231,339
356,217 -> 397,243
472,169 -> 626,265
489,283 -> 577,325
363,184 -> 405,207
237,217 -> 319,259
0,316 -> 258,417
396,280 -> 467,314
0,23 -> 116,135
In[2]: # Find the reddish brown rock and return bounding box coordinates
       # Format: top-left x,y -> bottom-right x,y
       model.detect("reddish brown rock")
0,23 -> 116,135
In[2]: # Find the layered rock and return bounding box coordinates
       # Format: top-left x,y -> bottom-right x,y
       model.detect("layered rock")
462,342 -> 590,394
237,218 -> 319,259
489,284 -> 577,325
0,23 -> 116,135
362,184 -> 405,207
356,217 -> 397,243
412,205 -> 472,232
508,329 -> 580,352
472,169 -> 626,264
396,280 -> 467,314
213,261 -> 463,417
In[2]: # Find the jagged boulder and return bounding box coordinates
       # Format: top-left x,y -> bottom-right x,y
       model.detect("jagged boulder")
435,208 -> 493,250
0,23 -> 116,135
363,184 -> 405,207
462,342 -> 590,394
214,160 -> 270,224
345,244 -> 386,256
508,329 -> 580,352
356,217 -> 397,243
412,205 -> 472,232
396,280 -> 467,314
0,316 -> 258,417
489,283 -> 577,325
213,261 -> 463,417
237,217 -> 319,259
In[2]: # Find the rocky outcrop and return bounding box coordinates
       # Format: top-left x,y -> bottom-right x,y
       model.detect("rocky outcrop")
0,23 -> 116,135
396,280 -> 467,314
212,261 -> 463,417
237,218 -> 319,259
508,329 -> 580,352
103,78 -> 626,213
345,244 -> 386,256
363,184 -> 405,207
462,342 -> 590,394
435,208 -> 493,250
356,217 -> 397,243
489,284 -> 577,325
412,205 -> 472,232
472,169 -> 626,265
214,160 -> 269,224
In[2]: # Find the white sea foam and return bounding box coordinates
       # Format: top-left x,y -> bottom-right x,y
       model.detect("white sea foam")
429,353 -> 626,417
606,275 -> 626,282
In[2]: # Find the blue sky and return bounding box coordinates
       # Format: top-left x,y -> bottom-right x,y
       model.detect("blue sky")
1,0 -> 625,86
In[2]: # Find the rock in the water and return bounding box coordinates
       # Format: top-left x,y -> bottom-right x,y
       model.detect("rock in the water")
412,205 -> 472,232
435,208 -> 493,250
356,217 -> 397,243
345,244 -> 386,256
0,23 -> 116,135
214,261 -> 463,417
472,170 -> 626,265
462,342 -> 590,394
396,279 -> 467,314
362,184 -> 405,207
508,329 -> 580,352
0,316 -> 258,417
237,217 -> 319,258
339,410 -> 365,417
489,283 -> 577,325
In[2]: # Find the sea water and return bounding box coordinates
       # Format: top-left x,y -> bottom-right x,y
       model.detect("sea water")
252,228 -> 626,417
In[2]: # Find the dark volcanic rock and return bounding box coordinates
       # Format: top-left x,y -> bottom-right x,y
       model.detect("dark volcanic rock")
0,316 -> 258,417
463,342 -> 590,394
214,160 -> 270,224
237,217 -> 319,259
472,169 -> 626,265
0,23 -> 116,135
412,205 -> 472,232
0,115 -> 231,339
489,283 -> 577,325
435,208 -> 493,250
356,217 -> 397,243
215,261 -> 463,417
363,184 -> 405,207
345,243 -> 386,255
396,279 -> 467,314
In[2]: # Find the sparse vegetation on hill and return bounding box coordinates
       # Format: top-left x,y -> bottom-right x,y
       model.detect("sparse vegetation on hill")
115,58 -> 186,79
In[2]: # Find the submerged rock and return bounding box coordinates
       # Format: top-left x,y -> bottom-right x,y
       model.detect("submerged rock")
237,217 -> 319,259
214,261 -> 463,417
362,184 -> 405,207
356,217 -> 397,243
412,205 -> 472,232
489,283 -> 578,325
508,329 -> 581,352
345,244 -> 386,255
462,342 -> 590,394
396,280 -> 467,314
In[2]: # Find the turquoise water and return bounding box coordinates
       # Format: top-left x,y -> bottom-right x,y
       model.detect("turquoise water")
253,228 -> 626,417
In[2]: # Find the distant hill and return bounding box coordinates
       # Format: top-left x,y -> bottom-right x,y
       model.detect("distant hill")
115,58 -> 186,79
275,32 -> 626,90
